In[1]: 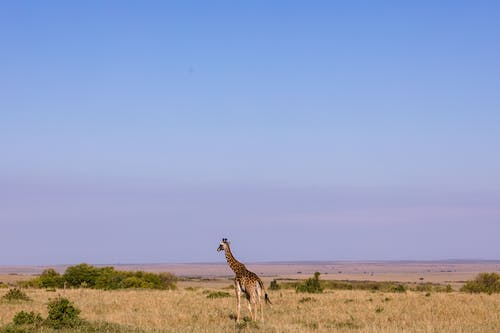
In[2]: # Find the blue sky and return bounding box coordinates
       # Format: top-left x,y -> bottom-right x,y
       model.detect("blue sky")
1,1 -> 499,265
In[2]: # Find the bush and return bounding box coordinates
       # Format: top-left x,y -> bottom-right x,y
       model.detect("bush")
63,263 -> 98,288
94,267 -> 127,290
129,271 -> 165,289
12,311 -> 43,326
391,284 -> 406,293
296,272 -> 323,293
281,278 -> 424,293
269,279 -> 280,290
45,297 -> 82,329
22,264 -> 178,291
3,311 -> 43,333
299,297 -> 315,303
413,283 -> 453,293
206,291 -> 231,299
122,276 -> 145,289
461,272 -> 500,294
63,264 -> 177,290
37,269 -> 64,289
2,288 -> 31,301
159,272 -> 178,290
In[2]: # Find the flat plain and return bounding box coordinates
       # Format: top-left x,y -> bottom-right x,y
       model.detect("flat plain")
1,261 -> 499,333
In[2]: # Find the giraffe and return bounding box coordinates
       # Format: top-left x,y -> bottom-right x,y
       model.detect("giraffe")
217,238 -> 271,322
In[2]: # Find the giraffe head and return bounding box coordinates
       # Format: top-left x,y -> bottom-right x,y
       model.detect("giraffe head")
217,238 -> 230,252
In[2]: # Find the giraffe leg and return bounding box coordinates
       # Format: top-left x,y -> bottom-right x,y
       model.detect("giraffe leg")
237,294 -> 241,323
251,292 -> 258,321
235,281 -> 242,323
260,295 -> 264,322
247,299 -> 253,320
253,299 -> 259,321
257,284 -> 264,322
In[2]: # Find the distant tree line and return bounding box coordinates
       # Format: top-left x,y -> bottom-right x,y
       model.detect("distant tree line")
21,263 -> 177,290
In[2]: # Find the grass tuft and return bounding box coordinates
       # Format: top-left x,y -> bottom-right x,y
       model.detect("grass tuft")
2,289 -> 31,302
206,291 -> 231,299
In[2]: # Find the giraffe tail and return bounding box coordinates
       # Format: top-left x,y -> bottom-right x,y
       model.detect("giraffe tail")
259,280 -> 272,305
265,292 -> 272,305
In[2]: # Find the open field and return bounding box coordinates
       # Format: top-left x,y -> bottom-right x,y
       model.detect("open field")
1,262 -> 499,332
1,286 -> 499,333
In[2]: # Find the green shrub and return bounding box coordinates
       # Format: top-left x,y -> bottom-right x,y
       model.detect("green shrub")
61,264 -> 177,290
37,268 -> 64,289
414,283 -> 432,292
412,282 -> 453,293
281,278 -> 421,293
460,272 -> 500,294
12,311 -> 43,326
122,276 -> 145,289
130,271 -> 165,289
391,284 -> 406,293
269,279 -> 280,290
296,272 -> 323,293
63,263 -> 98,288
16,264 -> 178,291
2,288 -> 31,301
158,272 -> 178,290
94,267 -> 127,290
45,297 -> 82,329
206,291 -> 231,299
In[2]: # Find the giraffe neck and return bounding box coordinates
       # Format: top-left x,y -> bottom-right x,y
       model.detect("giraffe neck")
225,246 -> 246,274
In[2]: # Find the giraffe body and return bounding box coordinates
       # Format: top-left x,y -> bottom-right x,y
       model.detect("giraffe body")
217,238 -> 271,322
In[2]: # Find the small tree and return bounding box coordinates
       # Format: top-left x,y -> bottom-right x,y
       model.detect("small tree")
63,263 -> 98,288
38,268 -> 64,288
45,297 -> 81,328
122,276 -> 145,289
132,271 -> 165,289
94,267 -> 125,290
461,272 -> 500,294
296,272 -> 323,293
159,272 -> 178,290
269,279 -> 280,290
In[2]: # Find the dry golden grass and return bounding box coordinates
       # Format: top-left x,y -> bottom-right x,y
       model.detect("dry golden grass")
0,274 -> 32,285
1,285 -> 499,333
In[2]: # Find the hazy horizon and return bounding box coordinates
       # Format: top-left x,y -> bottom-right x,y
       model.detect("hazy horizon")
4,258 -> 500,268
1,1 -> 499,265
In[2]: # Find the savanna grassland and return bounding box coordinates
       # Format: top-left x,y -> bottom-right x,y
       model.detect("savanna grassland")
1,282 -> 499,333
